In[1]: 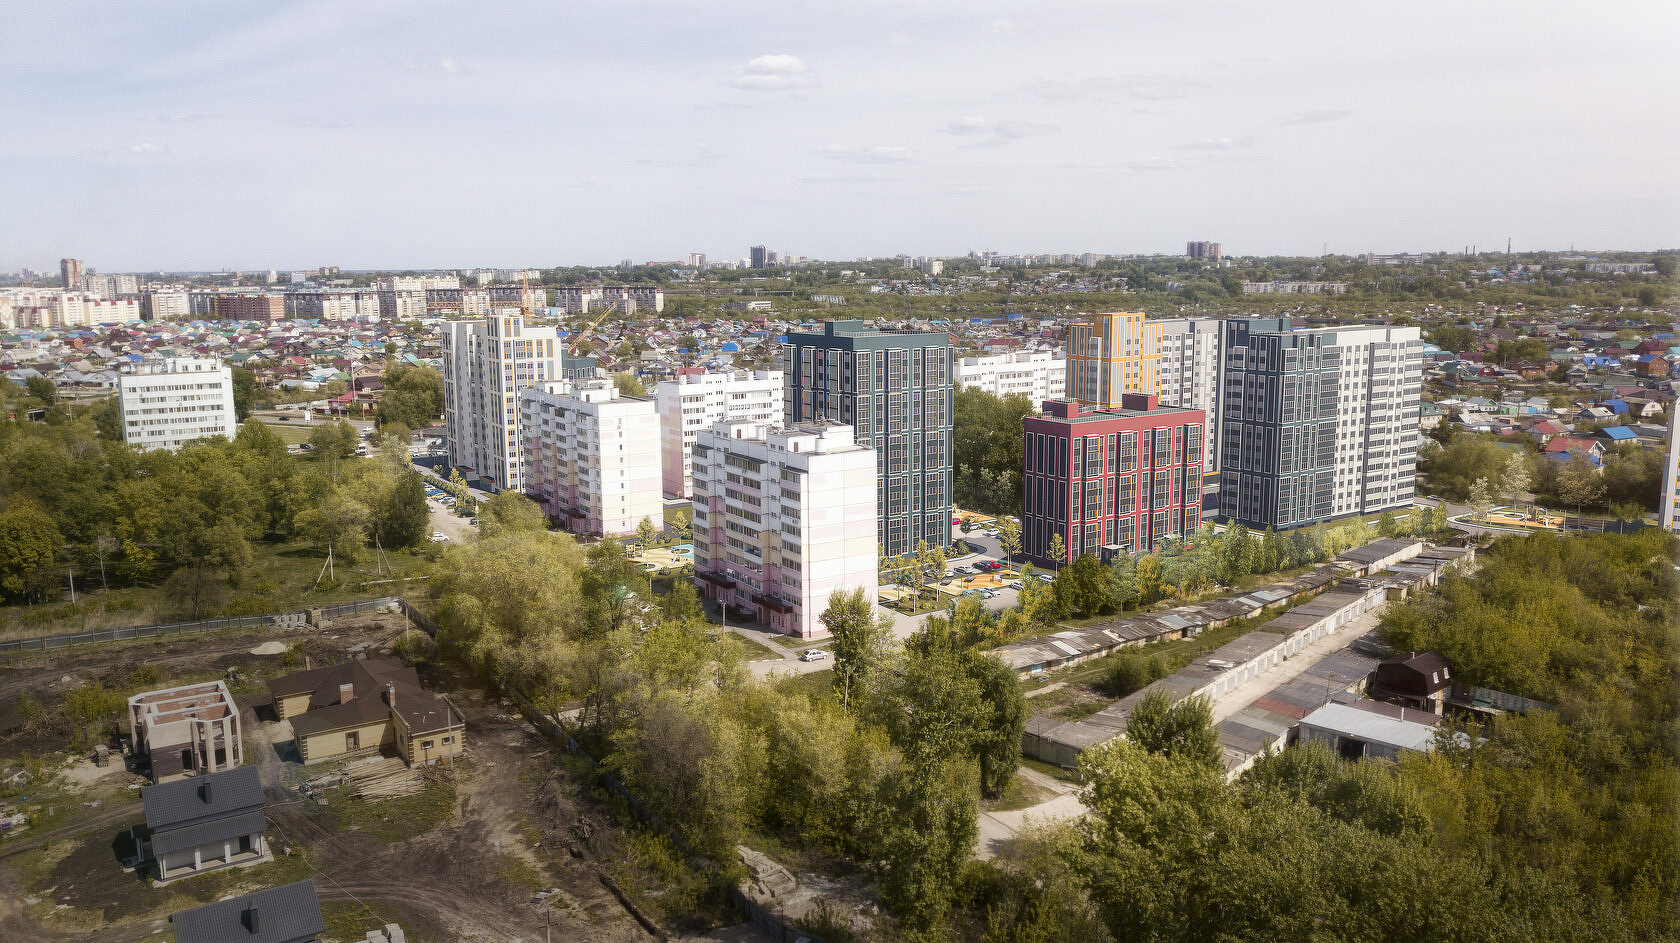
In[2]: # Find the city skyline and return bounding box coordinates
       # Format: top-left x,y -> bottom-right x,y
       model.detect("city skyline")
3,1 -> 1677,272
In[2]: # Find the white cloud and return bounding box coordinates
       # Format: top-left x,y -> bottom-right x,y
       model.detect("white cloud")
941,116 -> 1057,147
888,32 -> 912,46
1281,108 -> 1352,126
730,54 -> 816,90
127,142 -> 162,155
817,144 -> 915,163
439,58 -> 462,74
987,19 -> 1016,36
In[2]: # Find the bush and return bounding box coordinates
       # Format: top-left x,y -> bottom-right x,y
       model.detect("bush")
1103,653 -> 1168,697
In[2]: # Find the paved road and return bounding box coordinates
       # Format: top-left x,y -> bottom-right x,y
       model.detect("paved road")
975,765 -> 1087,859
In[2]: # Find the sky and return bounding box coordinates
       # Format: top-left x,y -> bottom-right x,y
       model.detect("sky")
3,0 -> 1677,272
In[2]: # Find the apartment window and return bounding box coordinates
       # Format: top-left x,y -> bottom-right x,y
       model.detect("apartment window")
1117,432 -> 1137,472
1117,477 -> 1135,515
422,739 -> 435,750
1153,470 -> 1169,509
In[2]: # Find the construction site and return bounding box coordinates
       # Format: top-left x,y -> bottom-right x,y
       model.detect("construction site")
0,608 -> 661,943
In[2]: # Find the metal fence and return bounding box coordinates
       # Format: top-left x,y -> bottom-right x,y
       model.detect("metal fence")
0,596 -> 402,655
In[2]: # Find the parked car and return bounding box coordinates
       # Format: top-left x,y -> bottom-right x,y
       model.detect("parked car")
799,649 -> 828,662
428,531 -> 449,542
1036,573 -> 1055,583
974,560 -> 1003,572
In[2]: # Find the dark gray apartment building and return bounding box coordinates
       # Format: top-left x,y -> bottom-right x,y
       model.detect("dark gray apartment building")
783,320 -> 953,556
1218,318 -> 1422,530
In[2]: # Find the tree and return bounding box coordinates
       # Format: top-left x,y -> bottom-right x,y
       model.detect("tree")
635,515 -> 659,548
1377,510 -> 1398,537
1502,450 -> 1533,505
374,470 -> 430,548
1554,456 -> 1606,527
1124,691 -> 1220,769
477,490 -> 547,538
446,467 -> 476,514
1046,532 -> 1067,570
377,365 -> 444,431
613,372 -> 646,397
310,418 -> 358,459
0,499 -> 62,602
671,508 -> 693,542
24,375 -> 57,407
1467,477 -> 1496,521
820,587 -> 894,711
1054,553 -> 1112,617
996,515 -> 1021,561
230,368 -> 258,421
970,652 -> 1027,799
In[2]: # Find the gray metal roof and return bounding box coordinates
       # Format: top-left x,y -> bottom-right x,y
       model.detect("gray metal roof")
171,879 -> 325,943
1298,701 -> 1440,753
152,809 -> 268,856
143,766 -> 263,832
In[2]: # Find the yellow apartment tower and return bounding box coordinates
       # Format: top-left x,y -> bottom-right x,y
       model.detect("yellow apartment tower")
1066,312 -> 1161,405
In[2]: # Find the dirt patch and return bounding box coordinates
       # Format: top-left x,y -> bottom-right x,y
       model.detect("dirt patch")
3,642 -> 655,943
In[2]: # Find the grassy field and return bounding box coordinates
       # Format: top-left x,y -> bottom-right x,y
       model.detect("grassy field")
0,538 -> 436,642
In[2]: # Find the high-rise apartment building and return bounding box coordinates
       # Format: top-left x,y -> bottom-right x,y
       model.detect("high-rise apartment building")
142,290 -> 190,321
1154,317 -> 1224,470
118,358 -> 239,452
442,314 -> 563,492
956,350 -> 1066,402
1660,410 -> 1680,533
60,258 -> 84,289
1022,395 -> 1206,566
424,288 -> 491,317
1186,241 -> 1223,261
377,289 -> 427,323
213,293 -> 284,323
1218,319 -> 1421,529
783,320 -> 953,557
0,290 -> 140,328
749,245 -> 769,269
519,378 -> 662,536
655,369 -> 784,497
691,419 -> 878,638
1066,312 -> 1163,405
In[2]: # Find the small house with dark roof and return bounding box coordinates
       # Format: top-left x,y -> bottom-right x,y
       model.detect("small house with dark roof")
1371,651 -> 1453,714
133,765 -> 269,882
266,658 -> 464,767
170,878 -> 325,943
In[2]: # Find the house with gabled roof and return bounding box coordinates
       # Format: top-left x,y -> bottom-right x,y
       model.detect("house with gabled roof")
170,878 -> 325,943
266,658 -> 464,767
132,765 -> 269,882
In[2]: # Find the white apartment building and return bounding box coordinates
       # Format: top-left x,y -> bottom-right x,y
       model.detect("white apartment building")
691,420 -> 878,639
956,350 -> 1066,402
1155,318 -> 1224,469
655,369 -> 784,497
551,286 -> 666,314
379,275 -> 460,291
118,358 -> 239,451
519,378 -> 662,537
144,290 -> 191,321
1660,410 -> 1679,533
442,314 -> 563,492
0,289 -> 142,328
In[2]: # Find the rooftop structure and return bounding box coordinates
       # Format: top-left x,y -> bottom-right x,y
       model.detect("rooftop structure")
127,680 -> 243,782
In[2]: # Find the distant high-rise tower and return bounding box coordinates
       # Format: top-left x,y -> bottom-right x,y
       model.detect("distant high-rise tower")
1066,312 -> 1162,406
60,257 -> 84,289
1186,241 -> 1222,261
783,320 -> 953,557
749,245 -> 768,269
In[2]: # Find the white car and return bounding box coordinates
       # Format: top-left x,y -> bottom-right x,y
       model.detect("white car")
428,531 -> 449,542
798,649 -> 829,662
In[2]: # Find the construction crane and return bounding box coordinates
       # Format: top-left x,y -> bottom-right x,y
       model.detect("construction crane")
567,307 -> 612,356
